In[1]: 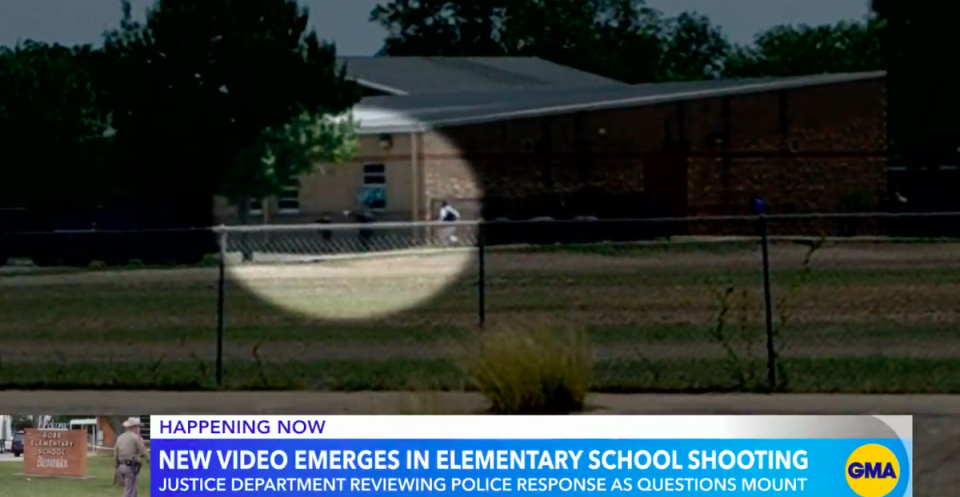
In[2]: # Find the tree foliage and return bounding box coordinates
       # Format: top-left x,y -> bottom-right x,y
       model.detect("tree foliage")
725,19 -> 883,78
657,12 -> 729,81
225,112 -> 358,206
371,0 -> 669,84
371,0 -> 510,56
0,41 -> 112,208
99,0 -> 361,213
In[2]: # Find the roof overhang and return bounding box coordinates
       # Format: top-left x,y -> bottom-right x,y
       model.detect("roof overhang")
353,108 -> 426,134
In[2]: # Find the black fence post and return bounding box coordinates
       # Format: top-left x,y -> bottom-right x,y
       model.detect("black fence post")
478,223 -> 486,329
216,228 -> 227,388
758,214 -> 777,391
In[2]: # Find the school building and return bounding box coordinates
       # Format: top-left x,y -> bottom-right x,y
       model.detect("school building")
214,57 -> 887,226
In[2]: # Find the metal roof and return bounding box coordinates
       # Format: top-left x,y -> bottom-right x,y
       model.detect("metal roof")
337,56 -> 629,95
352,71 -> 886,134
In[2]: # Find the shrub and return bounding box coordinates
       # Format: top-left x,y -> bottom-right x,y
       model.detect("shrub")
466,327 -> 592,414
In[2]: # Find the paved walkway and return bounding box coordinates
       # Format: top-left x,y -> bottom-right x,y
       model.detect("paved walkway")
4,391 -> 960,414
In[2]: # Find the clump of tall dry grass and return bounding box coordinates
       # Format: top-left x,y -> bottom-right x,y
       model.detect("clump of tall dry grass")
465,326 -> 592,414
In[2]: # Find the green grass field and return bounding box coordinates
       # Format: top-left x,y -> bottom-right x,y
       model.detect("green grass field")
1,239 -> 959,392
0,456 -> 150,497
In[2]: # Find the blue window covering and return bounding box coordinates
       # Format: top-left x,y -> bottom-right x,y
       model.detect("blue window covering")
358,186 -> 386,209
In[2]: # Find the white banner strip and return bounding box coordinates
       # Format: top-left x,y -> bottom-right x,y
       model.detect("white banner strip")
149,415 -> 912,440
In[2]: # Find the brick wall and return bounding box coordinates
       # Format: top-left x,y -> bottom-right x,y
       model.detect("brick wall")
685,80 -> 887,217
421,77 -> 887,230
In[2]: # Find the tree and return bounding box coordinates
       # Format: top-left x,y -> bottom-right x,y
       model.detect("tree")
371,0 -> 510,56
224,111 -> 359,222
657,12 -> 730,81
370,0 -> 666,84
0,42 -> 113,209
724,19 -> 883,78
99,0 -> 361,223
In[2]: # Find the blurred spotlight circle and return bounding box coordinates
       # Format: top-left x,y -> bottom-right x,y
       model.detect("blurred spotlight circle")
225,120 -> 482,321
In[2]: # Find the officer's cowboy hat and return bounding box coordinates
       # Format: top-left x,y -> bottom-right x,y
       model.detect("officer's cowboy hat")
122,417 -> 142,428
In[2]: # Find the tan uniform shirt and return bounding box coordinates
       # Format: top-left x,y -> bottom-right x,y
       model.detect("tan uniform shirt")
115,431 -> 147,462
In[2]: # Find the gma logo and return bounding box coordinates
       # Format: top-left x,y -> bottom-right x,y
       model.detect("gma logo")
847,461 -> 898,479
845,443 -> 901,497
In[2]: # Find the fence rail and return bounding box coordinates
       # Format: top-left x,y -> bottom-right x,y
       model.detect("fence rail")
2,211 -> 960,393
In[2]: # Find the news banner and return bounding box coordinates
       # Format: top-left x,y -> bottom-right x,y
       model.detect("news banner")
150,415 -> 912,497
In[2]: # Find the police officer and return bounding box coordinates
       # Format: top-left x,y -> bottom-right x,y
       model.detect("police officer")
115,417 -> 148,497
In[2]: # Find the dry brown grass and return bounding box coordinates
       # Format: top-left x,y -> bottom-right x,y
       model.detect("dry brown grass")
2,240 -> 959,369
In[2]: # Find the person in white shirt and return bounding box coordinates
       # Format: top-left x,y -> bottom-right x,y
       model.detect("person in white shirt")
437,201 -> 461,246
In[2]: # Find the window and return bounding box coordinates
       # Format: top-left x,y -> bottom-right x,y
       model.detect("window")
360,163 -> 387,209
363,163 -> 386,184
248,198 -> 263,216
277,178 -> 300,214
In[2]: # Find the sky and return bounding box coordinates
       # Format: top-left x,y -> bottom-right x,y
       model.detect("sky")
0,0 -> 872,55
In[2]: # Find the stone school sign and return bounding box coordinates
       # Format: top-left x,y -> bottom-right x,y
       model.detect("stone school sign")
23,428 -> 88,477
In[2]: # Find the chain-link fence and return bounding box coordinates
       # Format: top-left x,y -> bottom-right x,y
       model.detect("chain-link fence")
1,212 -> 959,393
